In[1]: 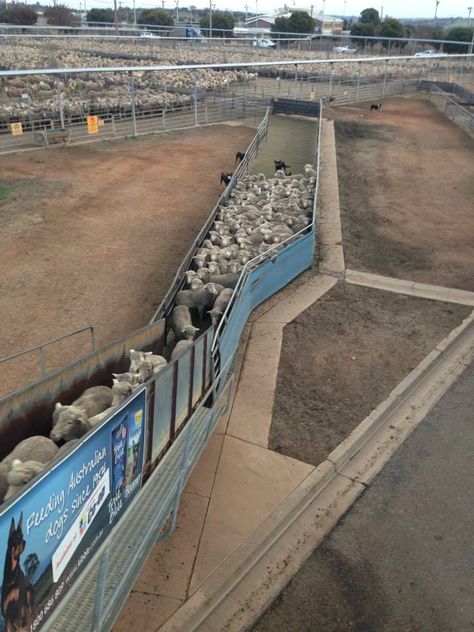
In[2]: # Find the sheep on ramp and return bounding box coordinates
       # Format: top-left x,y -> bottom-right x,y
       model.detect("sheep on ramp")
0,436 -> 58,501
53,385 -> 113,426
208,288 -> 234,326
4,460 -> 46,500
175,283 -> 220,321
170,305 -> 199,341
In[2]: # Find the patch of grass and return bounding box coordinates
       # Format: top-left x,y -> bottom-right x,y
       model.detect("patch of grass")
0,185 -> 14,201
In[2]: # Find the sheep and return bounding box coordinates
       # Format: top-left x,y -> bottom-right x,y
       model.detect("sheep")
170,305 -> 199,341
0,436 -> 58,501
53,385 -> 113,427
50,407 -> 92,442
208,288 -> 234,326
112,380 -> 135,405
56,439 -> 80,459
171,339 -> 193,360
4,460 -> 46,500
208,273 -> 240,288
175,283 -> 220,321
129,348 -> 153,372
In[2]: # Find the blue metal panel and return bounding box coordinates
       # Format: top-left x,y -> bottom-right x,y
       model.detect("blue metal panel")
192,336 -> 204,408
218,233 -> 314,367
175,352 -> 192,432
152,363 -> 174,460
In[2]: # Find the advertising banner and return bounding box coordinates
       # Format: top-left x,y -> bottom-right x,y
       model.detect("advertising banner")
0,387 -> 147,632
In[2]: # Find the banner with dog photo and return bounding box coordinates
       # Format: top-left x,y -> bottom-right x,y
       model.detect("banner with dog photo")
0,387 -> 147,632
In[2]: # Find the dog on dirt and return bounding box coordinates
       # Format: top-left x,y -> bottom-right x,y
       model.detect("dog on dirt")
370,103 -> 382,111
1,513 -> 35,632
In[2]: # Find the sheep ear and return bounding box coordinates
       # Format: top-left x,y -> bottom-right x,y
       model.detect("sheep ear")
193,326 -> 200,332
129,349 -> 135,354
55,402 -> 62,410
12,459 -> 22,468
145,351 -> 152,356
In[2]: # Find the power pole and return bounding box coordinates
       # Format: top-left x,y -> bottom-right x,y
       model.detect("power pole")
114,0 -> 119,33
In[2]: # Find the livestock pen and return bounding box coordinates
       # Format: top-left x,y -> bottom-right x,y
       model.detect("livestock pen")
0,101 -> 321,631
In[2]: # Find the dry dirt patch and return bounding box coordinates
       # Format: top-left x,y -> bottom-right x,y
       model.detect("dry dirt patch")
330,97 -> 474,290
269,282 -> 471,467
0,124 -> 255,394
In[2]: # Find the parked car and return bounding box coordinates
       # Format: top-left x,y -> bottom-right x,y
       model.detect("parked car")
140,31 -> 160,38
414,49 -> 447,57
333,45 -> 358,53
253,39 -> 276,48
185,26 -> 202,40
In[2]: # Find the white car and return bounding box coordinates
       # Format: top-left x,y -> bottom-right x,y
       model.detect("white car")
333,45 -> 357,53
140,31 -> 159,39
414,49 -> 446,57
253,39 -> 276,49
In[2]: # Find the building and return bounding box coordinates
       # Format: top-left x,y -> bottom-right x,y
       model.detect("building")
244,8 -> 343,36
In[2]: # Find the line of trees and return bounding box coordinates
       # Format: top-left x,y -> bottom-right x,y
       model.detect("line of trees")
350,7 -> 473,52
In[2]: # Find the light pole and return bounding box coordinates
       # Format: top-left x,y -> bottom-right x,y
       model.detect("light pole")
468,7 -> 474,54
209,0 -> 212,38
133,0 -> 136,28
244,3 -> 248,21
434,0 -> 440,32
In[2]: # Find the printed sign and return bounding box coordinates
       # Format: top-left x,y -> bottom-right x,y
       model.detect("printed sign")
86,115 -> 99,134
0,387 -> 147,632
10,122 -> 23,136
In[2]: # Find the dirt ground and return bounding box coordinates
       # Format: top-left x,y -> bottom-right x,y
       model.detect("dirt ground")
268,282 -> 471,467
0,124 -> 255,394
329,97 -> 474,290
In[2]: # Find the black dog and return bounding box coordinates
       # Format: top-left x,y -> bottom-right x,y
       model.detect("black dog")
235,151 -> 245,163
370,103 -> 382,111
1,514 -> 35,632
274,160 -> 291,175
220,172 -> 232,186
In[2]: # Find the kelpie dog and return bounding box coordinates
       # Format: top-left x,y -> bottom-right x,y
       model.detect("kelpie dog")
1,514 -> 35,632
370,103 -> 383,111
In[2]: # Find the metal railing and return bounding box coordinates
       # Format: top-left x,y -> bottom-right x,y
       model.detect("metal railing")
430,84 -> 474,136
0,325 -> 95,384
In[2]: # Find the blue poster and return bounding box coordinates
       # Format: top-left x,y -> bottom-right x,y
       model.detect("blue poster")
0,387 -> 147,632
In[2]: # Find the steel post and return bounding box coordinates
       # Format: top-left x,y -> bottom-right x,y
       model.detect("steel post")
193,70 -> 198,126
382,60 -> 388,96
129,72 -> 137,137
356,61 -> 361,102
56,78 -> 65,129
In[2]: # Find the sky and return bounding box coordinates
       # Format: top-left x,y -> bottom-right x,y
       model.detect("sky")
39,0 -> 473,21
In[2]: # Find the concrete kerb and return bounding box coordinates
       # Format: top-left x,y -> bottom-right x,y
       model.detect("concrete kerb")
346,269 -> 474,306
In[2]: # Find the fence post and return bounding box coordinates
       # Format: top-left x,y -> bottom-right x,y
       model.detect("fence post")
382,59 -> 388,96
294,63 -> 298,90
328,62 -> 333,99
193,70 -> 198,126
356,62 -> 361,102
111,115 -> 116,137
56,78 -> 65,129
38,347 -> 46,378
129,72 -> 137,137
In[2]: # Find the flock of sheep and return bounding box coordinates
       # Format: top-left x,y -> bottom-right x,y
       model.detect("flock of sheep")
0,163 -> 316,505
2,36 -> 468,126
0,40 -> 256,121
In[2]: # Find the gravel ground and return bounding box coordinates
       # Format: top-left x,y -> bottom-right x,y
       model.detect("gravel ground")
269,282 -> 471,466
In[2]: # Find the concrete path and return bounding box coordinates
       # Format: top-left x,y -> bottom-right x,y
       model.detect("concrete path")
253,359 -> 474,632
112,117 -> 474,632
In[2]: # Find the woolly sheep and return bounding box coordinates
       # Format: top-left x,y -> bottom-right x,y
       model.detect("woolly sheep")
175,283 -> 220,321
4,460 -> 45,500
170,305 -> 199,341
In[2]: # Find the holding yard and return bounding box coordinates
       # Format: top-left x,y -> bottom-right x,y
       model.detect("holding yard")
0,124 -> 255,393
331,97 -> 474,290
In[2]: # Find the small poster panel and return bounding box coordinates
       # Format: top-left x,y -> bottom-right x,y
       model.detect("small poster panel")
11,122 -> 23,136
0,387 -> 146,632
87,115 -> 99,134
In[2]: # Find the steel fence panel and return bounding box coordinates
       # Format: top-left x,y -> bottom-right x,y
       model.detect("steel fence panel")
152,363 -> 174,460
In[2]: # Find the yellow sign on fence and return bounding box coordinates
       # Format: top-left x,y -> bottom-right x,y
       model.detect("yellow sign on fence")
11,122 -> 23,136
87,115 -> 99,135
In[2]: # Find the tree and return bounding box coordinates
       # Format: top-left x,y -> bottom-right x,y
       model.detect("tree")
350,21 -> 375,43
444,27 -> 473,53
287,10 -> 314,33
359,8 -> 380,25
87,8 -> 114,24
44,5 -> 78,27
376,17 -> 406,46
199,11 -> 235,37
4,4 -> 38,25
271,16 -> 290,36
141,9 -> 174,27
